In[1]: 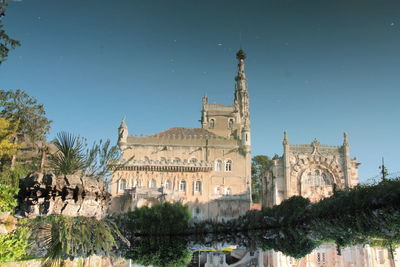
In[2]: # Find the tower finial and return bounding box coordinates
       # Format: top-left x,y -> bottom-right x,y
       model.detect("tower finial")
120,117 -> 127,129
236,49 -> 246,60
235,49 -> 247,85
343,132 -> 349,146
283,131 -> 289,145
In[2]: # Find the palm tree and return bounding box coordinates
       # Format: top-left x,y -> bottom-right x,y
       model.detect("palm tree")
31,215 -> 127,266
49,132 -> 85,175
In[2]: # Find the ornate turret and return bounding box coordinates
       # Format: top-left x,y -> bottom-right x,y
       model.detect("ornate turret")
234,49 -> 249,121
343,132 -> 351,188
118,118 -> 128,149
234,49 -> 251,153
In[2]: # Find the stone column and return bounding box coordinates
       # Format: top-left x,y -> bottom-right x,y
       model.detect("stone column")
343,132 -> 351,188
283,131 -> 291,199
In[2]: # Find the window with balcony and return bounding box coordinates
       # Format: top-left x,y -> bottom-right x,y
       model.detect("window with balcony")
118,179 -> 126,193
179,180 -> 187,192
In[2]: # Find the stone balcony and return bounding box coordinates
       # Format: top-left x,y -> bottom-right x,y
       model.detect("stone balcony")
117,159 -> 214,172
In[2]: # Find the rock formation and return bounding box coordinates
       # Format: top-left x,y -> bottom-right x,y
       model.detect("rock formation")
17,172 -> 110,219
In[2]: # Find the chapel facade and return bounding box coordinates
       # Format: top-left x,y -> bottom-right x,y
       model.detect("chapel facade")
109,50 -> 252,220
262,131 -> 360,207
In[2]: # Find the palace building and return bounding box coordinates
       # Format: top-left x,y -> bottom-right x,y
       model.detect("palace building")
109,50 -> 252,220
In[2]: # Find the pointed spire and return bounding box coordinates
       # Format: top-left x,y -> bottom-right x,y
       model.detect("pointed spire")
118,117 -> 128,148
283,131 -> 289,145
119,117 -> 127,129
343,132 -> 349,146
202,94 -> 208,106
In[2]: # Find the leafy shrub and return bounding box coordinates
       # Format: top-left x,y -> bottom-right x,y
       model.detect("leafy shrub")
0,225 -> 30,263
127,237 -> 192,267
117,202 -> 191,236
0,184 -> 18,213
0,164 -> 31,188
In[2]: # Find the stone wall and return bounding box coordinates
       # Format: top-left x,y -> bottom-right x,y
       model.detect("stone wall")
17,172 -> 110,219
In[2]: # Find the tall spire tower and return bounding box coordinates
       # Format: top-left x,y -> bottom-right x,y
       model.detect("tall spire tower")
234,49 -> 251,153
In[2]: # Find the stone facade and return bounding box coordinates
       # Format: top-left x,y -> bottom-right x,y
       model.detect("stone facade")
263,244 -> 400,267
109,50 -> 252,220
262,132 -> 360,206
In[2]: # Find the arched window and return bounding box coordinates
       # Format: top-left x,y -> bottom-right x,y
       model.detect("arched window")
376,249 -> 385,264
215,187 -> 221,195
215,160 -> 222,171
118,179 -> 126,193
195,181 -> 202,193
225,160 -> 232,172
228,118 -> 234,129
303,169 -> 332,186
149,179 -> 156,188
179,180 -> 187,192
209,119 -> 215,129
189,158 -> 197,164
193,207 -> 201,217
136,179 -> 141,188
174,157 -> 181,163
224,188 -> 232,195
165,179 -> 172,190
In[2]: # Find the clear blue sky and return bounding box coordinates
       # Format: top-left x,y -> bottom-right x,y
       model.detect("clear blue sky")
1,0 -> 399,182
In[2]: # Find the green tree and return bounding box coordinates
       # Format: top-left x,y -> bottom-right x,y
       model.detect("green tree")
49,131 -> 120,180
251,155 -> 279,203
0,89 -> 51,142
0,117 -> 19,159
115,202 -> 192,267
0,89 -> 52,172
118,202 -> 191,236
49,132 -> 85,175
126,237 -> 192,267
0,23 -> 20,65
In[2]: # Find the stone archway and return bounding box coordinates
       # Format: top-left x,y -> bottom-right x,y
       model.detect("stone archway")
298,166 -> 336,202
289,154 -> 345,202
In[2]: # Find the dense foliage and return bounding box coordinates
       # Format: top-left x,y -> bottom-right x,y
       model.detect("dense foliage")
0,164 -> 30,187
116,202 -> 191,236
125,237 -> 192,267
0,184 -> 18,212
0,117 -> 19,159
251,154 -> 279,203
310,179 -> 400,251
114,202 -> 192,266
186,179 -> 400,258
0,89 -> 51,142
0,225 -> 30,263
31,215 -> 122,264
0,90 -> 52,185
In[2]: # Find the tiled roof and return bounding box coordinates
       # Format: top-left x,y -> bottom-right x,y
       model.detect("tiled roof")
150,127 -> 217,137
